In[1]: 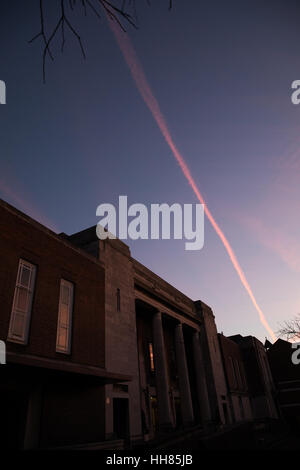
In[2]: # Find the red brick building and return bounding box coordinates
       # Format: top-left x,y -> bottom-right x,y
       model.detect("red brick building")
0,199 -> 129,449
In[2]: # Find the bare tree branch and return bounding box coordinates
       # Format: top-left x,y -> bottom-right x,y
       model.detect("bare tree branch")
29,0 -> 54,61
98,0 -> 138,30
30,0 -> 173,82
277,314 -> 300,341
86,0 -> 102,19
42,18 -> 62,82
81,0 -> 87,16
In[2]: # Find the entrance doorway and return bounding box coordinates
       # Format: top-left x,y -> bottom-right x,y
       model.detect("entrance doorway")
174,397 -> 182,428
222,402 -> 230,424
113,398 -> 129,439
150,396 -> 158,434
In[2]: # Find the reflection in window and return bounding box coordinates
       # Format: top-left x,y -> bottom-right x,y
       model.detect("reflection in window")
8,259 -> 36,344
56,279 -> 74,353
149,342 -> 155,372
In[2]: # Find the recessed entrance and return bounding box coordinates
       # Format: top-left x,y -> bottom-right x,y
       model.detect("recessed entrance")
113,398 -> 129,439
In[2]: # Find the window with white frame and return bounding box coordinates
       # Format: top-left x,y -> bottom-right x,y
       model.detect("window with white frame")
8,259 -> 36,344
56,279 -> 74,354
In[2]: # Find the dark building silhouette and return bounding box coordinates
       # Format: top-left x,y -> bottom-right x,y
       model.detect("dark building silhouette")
267,339 -> 300,430
218,334 -> 252,422
230,335 -> 278,420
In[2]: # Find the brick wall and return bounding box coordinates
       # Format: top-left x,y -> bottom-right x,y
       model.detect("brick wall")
0,200 -> 105,369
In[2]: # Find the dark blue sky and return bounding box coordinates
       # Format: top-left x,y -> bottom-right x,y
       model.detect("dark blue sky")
1,0 -> 300,341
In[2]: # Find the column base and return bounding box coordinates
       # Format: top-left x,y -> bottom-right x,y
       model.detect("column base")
182,420 -> 195,428
158,422 -> 175,433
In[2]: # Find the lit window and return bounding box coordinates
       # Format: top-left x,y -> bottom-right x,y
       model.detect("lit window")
149,342 -> 155,372
8,259 -> 36,344
56,279 -> 74,354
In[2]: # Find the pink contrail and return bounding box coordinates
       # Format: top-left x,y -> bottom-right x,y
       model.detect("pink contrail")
108,18 -> 276,341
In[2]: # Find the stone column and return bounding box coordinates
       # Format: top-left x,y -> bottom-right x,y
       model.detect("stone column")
192,331 -> 212,422
175,323 -> 194,426
152,311 -> 173,430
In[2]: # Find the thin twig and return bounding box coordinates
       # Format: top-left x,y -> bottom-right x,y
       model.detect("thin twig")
29,0 -> 54,61
277,314 -> 300,341
30,0 -> 172,82
86,0 -> 101,18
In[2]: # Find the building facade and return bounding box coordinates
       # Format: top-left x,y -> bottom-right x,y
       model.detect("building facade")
267,339 -> 300,429
218,334 -> 252,423
0,199 -> 280,449
0,200 -> 129,449
230,335 -> 278,420
68,226 -> 230,442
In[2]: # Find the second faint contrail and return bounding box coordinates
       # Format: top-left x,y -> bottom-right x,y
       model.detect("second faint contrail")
108,18 -> 276,341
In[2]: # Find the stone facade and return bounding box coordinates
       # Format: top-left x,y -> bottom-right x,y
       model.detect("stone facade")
195,302 -> 232,424
218,334 -> 253,422
230,335 -> 278,420
69,228 -> 224,440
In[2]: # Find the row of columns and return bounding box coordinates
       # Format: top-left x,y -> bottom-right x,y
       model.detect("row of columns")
152,311 -> 211,430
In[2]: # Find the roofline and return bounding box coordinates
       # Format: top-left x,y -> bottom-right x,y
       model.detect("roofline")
0,198 -> 104,269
